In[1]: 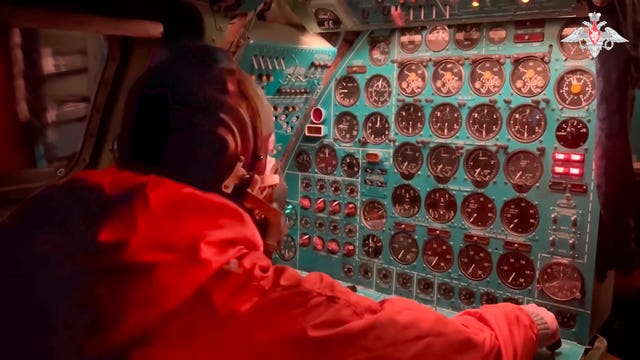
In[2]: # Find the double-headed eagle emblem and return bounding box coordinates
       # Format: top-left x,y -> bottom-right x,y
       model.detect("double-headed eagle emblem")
561,12 -> 629,58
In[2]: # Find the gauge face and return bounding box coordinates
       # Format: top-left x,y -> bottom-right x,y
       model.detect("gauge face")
488,26 -> 507,45
427,145 -> 460,183
295,149 -> 312,172
365,75 -> 392,108
399,28 -> 423,54
458,244 -> 493,281
538,261 -> 584,301
504,150 -> 543,192
276,234 -> 297,261
422,237 -> 454,272
510,57 -> 551,97
558,21 -> 590,60
463,147 -> 500,188
461,193 -> 497,229
335,76 -> 360,107
314,144 -> 338,175
392,184 -> 421,218
363,112 -> 390,145
369,41 -> 391,66
397,62 -> 427,97
470,59 -> 506,97
454,24 -> 481,51
390,231 -> 419,265
284,202 -> 297,229
362,234 -> 383,259
432,60 -> 464,97
426,25 -> 450,52
341,154 -> 360,178
395,103 -> 425,137
556,118 -> 589,149
425,188 -> 457,223
459,287 -> 476,306
500,198 -> 540,236
555,69 -> 596,109
334,112 -> 359,143
497,251 -> 536,290
467,104 -> 502,141
346,183 -> 358,198
480,291 -> 499,304
361,199 -> 387,231
506,104 -> 547,143
393,142 -> 424,180
429,103 -> 462,139
314,8 -> 342,30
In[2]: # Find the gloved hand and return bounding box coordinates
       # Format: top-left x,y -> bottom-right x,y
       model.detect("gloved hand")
521,304 -> 561,348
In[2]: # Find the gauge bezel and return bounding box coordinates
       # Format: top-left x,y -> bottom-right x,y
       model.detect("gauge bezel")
469,58 -> 506,97
487,25 -> 507,45
422,237 -> 455,273
458,244 -> 493,281
340,153 -> 360,178
500,197 -> 540,236
399,27 -> 423,54
503,149 -> 543,192
424,188 -> 457,224
395,102 -> 426,137
431,59 -> 465,97
553,67 -> 597,110
364,74 -> 392,108
363,112 -> 391,145
393,142 -> 424,180
369,41 -> 391,66
509,56 -> 551,98
294,149 -> 312,172
361,199 -> 387,231
429,103 -> 462,139
313,144 -> 338,175
391,184 -> 422,218
334,75 -> 360,107
461,192 -> 497,229
555,117 -> 590,149
453,24 -> 482,51
463,147 -> 500,188
362,233 -> 384,259
425,25 -> 450,52
397,61 -> 428,97
466,103 -> 503,141
426,144 -> 460,183
496,251 -> 536,290
389,231 -> 420,265
506,104 -> 547,143
538,260 -> 585,301
334,111 -> 359,143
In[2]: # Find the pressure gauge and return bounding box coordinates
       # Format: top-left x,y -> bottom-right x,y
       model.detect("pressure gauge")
335,75 -> 360,107
538,260 -> 584,301
509,57 -> 550,97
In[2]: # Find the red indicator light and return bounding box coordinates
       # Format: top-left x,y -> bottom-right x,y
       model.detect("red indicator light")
570,153 -> 584,162
553,152 -> 568,161
569,167 -> 583,176
553,166 -> 568,175
311,107 -> 325,123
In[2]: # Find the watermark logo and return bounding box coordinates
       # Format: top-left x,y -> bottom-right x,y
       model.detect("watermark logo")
561,12 -> 628,58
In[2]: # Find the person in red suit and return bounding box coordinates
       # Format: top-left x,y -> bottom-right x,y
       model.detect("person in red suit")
1,43 -> 558,360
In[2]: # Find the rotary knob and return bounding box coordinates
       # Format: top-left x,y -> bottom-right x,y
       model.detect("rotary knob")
300,196 -> 312,210
313,235 -> 325,251
345,202 -> 358,217
329,200 -> 341,215
343,242 -> 356,257
314,198 -> 326,213
299,233 -> 311,247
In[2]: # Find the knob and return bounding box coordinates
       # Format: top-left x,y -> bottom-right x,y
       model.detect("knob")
551,213 -> 558,225
571,216 -> 578,228
345,202 -> 358,217
299,233 -> 311,247
300,196 -> 312,210
569,237 -> 577,251
314,198 -> 326,213
316,181 -> 326,193
329,200 -> 341,215
329,221 -> 340,234
301,179 -> 312,192
313,235 -> 325,251
343,242 -> 356,257
327,239 -> 340,254
549,235 -> 557,248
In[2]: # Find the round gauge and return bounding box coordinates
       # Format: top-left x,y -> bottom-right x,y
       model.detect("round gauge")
427,145 -> 460,183
426,25 -> 450,52
470,59 -> 506,97
393,142 -> 424,180
500,197 -> 540,236
363,112 -> 390,145
504,150 -> 543,192
556,118 -> 589,149
314,144 -> 338,175
459,288 -> 476,306
346,183 -> 358,198
454,24 -> 481,51
429,103 -> 462,139
390,231 -> 420,265
438,282 -> 455,300
398,62 -> 427,97
330,180 -> 341,195
361,199 -> 387,231
316,178 -> 326,193
425,188 -> 457,223
507,104 -> 547,143
276,234 -> 297,261
555,69 -> 596,109
369,41 -> 391,66
301,177 -> 312,192
432,60 -> 464,97
365,75 -> 392,108
294,149 -> 312,172
558,21 -> 590,60
392,184 -> 421,218
335,75 -> 360,107
399,28 -> 423,54
395,103 -> 426,137
362,234 -> 383,259
509,57 -> 551,97
497,251 -> 536,290
422,237 -> 454,273
334,112 -> 359,143
466,104 -> 502,141
480,291 -> 499,304
345,224 -> 357,239
314,8 -> 342,30
341,154 -> 360,178
463,147 -> 500,188
417,278 -> 434,296
458,244 -> 493,281
538,260 -> 584,301
461,193 -> 497,229
487,26 -> 507,45
284,202 -> 297,229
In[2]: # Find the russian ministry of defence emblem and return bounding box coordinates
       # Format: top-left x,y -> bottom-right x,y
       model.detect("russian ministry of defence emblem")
561,12 -> 629,58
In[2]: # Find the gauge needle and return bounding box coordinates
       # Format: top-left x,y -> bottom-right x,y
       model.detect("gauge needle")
399,250 -> 405,258
510,219 -> 518,228
470,213 -> 477,222
515,171 -> 522,181
508,272 -> 516,282
431,256 -> 439,266
474,168 -> 481,177
468,264 -> 476,273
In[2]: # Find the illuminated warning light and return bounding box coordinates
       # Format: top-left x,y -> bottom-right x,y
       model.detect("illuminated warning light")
552,166 -> 569,175
521,0 -> 530,3
553,152 -> 585,163
365,152 -> 381,163
570,153 -> 585,162
471,0 -> 480,7
569,167 -> 584,176
313,235 -> 325,251
310,107 -> 325,123
553,152 -> 569,161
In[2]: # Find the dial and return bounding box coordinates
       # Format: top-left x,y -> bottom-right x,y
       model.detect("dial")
362,234 -> 383,259
429,103 -> 462,139
466,104 -> 502,141
500,198 -> 540,236
314,144 -> 338,175
341,154 -> 360,178
509,57 -> 551,97
399,27 -> 423,54
454,24 -> 481,51
334,112 -> 359,143
461,193 -> 497,229
363,112 -> 390,145
294,149 -> 312,172
556,118 -> 589,149
390,231 -> 420,265
507,104 -> 547,143
558,21 -> 590,60
345,223 -> 357,238
427,145 -> 460,183
301,177 -> 312,192
365,75 -> 392,108
432,60 -> 464,97
346,183 -> 358,198
393,142 -> 424,180
284,202 -> 297,229
359,263 -> 373,279
276,234 -> 297,261
487,26 -> 507,45
369,41 -> 390,66
392,184 -> 421,218
398,62 -> 427,97
426,25 -> 450,52
417,278 -> 434,296
497,251 -> 536,290
480,291 -> 499,304
335,75 -> 360,107
463,147 -> 500,188
458,244 -> 493,281
470,59 -> 506,97
361,199 -> 387,231
316,178 -> 326,193
504,150 -> 543,193
555,69 -> 596,109
425,188 -> 457,224
438,282 -> 455,300
422,237 -> 454,273
395,103 -> 426,137
459,288 -> 476,306
314,8 -> 341,30
538,260 -> 584,301
330,180 -> 341,195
